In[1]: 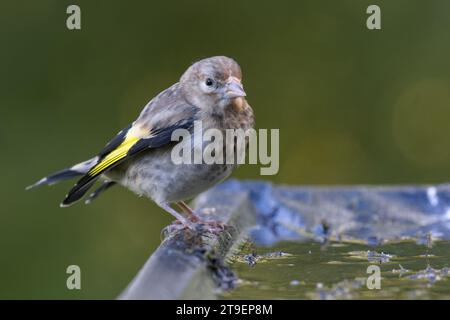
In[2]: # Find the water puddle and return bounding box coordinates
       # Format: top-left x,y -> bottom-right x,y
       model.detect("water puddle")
222,240 -> 450,299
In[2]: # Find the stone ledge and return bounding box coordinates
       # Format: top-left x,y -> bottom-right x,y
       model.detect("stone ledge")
118,190 -> 256,300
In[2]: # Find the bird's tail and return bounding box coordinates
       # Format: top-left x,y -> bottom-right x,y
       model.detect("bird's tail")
26,157 -> 99,190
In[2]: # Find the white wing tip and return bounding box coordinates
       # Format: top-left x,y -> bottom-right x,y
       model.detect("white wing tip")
25,177 -> 48,190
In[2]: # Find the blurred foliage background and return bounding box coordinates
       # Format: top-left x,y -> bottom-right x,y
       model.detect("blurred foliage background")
1,0 -> 450,298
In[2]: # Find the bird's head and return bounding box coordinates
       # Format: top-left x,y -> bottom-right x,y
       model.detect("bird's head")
180,56 -> 246,109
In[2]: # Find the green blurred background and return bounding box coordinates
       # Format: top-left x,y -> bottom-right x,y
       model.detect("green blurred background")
1,0 -> 450,298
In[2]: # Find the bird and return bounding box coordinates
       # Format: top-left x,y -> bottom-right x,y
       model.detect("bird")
27,56 -> 255,232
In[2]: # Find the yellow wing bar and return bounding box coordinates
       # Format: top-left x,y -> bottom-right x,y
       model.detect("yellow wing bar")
88,136 -> 140,176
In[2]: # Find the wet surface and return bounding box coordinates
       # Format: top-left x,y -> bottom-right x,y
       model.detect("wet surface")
210,180 -> 450,246
195,180 -> 450,299
222,240 -> 450,299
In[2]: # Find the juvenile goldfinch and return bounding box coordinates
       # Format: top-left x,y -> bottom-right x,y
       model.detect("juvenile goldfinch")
27,56 -> 254,231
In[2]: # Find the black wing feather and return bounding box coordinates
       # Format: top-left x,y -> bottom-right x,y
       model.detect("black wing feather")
61,119 -> 195,206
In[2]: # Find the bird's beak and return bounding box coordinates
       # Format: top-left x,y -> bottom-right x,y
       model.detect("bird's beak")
224,77 -> 246,99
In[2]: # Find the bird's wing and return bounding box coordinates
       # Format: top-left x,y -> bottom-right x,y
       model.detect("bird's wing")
62,85 -> 199,206
84,181 -> 116,204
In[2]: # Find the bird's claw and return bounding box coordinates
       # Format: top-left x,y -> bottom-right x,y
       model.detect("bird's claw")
164,218 -> 228,236
192,220 -> 228,235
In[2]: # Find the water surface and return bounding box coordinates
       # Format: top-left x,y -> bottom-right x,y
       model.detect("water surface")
223,240 -> 450,299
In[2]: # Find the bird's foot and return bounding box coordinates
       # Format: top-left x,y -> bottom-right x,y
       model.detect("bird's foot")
193,219 -> 228,235
164,217 -> 228,236
186,212 -> 230,234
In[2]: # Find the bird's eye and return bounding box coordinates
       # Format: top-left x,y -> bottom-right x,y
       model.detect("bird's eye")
205,78 -> 215,87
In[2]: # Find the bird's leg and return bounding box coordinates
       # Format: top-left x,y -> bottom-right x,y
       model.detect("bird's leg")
176,201 -> 226,233
157,202 -> 196,231
176,201 -> 200,222
157,201 -> 227,234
